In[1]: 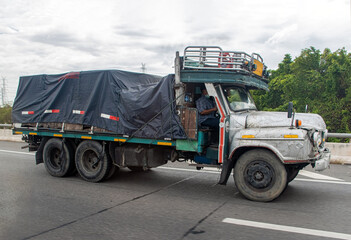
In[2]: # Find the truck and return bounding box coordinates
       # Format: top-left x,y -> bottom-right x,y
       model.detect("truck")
12,46 -> 331,202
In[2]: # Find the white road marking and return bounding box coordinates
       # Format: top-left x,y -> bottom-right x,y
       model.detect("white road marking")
0,149 -> 35,156
222,218 -> 351,240
294,178 -> 351,185
299,170 -> 343,181
158,166 -> 217,174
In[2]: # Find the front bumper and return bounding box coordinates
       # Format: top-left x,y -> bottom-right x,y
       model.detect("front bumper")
314,148 -> 331,171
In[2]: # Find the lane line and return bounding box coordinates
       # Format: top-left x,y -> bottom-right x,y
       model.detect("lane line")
158,166 -> 220,174
299,170 -> 343,181
222,218 -> 351,240
0,149 -> 35,156
294,178 -> 351,185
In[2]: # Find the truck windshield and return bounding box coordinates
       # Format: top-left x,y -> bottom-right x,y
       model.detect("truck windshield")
224,87 -> 257,112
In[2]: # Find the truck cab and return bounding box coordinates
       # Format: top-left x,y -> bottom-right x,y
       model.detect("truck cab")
175,46 -> 331,201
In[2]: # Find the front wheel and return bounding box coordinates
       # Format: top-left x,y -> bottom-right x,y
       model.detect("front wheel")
234,149 -> 287,202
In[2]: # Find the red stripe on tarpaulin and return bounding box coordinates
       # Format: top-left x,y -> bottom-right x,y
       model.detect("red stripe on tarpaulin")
22,111 -> 34,115
109,115 -> 119,121
52,109 -> 60,113
58,72 -> 80,82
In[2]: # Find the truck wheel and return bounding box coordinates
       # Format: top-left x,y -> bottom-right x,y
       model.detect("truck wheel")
43,138 -> 75,177
286,167 -> 300,183
75,141 -> 111,182
234,149 -> 287,202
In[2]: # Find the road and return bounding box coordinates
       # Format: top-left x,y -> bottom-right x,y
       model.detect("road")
0,141 -> 351,240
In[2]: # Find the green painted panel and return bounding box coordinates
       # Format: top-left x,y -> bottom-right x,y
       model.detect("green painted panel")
176,139 -> 198,152
13,129 -> 176,147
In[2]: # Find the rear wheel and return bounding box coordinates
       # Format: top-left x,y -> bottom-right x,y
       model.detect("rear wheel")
234,149 -> 287,202
75,141 -> 111,182
43,138 -> 75,177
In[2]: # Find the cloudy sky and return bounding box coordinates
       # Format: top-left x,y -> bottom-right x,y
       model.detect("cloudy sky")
0,0 -> 350,103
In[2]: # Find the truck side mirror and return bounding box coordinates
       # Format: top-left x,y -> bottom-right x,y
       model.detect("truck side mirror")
287,102 -> 293,118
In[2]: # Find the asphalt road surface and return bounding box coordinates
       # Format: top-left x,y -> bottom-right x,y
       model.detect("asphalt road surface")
1,141 -> 351,240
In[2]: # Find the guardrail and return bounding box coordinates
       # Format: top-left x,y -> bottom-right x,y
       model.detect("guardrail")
0,124 -> 12,128
327,133 -> 351,139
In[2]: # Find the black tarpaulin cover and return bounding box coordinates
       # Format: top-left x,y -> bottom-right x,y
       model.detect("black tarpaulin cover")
12,70 -> 186,139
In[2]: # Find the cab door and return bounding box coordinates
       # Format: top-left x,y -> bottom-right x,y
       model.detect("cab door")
205,83 -> 229,164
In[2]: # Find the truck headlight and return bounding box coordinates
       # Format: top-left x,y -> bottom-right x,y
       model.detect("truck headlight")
313,132 -> 322,147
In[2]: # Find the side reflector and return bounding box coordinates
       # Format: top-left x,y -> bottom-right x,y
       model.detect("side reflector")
114,138 -> 126,142
73,110 -> 85,115
157,142 -> 172,146
242,135 -> 255,138
81,136 -> 92,140
284,135 -> 298,138
22,111 -> 34,115
101,113 -> 119,121
44,109 -> 60,113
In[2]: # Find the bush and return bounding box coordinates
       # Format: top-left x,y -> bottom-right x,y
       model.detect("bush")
0,105 -> 12,123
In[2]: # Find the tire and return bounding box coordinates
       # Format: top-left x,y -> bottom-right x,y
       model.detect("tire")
75,141 -> 111,182
43,138 -> 75,177
128,166 -> 150,172
286,166 -> 300,183
234,149 -> 287,202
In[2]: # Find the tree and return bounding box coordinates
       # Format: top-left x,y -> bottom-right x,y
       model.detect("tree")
0,105 -> 12,124
251,47 -> 351,141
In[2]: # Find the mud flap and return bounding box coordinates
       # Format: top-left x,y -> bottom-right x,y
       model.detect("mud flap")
218,157 -> 235,185
35,137 -> 49,165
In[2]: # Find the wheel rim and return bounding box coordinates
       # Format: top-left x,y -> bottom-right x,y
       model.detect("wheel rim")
81,150 -> 101,173
48,148 -> 62,169
244,160 -> 275,190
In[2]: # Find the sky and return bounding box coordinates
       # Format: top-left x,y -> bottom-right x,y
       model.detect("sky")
0,0 -> 350,104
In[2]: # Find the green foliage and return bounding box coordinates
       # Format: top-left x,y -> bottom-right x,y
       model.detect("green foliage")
251,47 -> 351,141
0,105 -> 12,124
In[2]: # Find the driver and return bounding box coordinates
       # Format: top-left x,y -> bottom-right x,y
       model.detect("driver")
195,86 -> 219,129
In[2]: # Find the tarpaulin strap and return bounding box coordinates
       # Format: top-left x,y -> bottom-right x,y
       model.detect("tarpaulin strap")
94,141 -> 106,167
59,138 -> 66,162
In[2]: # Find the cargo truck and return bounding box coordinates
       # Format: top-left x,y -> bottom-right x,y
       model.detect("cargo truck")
12,46 -> 330,202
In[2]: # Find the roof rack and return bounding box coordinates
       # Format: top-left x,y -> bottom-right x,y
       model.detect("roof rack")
183,46 -> 268,80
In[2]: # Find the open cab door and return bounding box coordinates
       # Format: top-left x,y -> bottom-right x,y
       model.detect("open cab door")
205,83 -> 229,164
